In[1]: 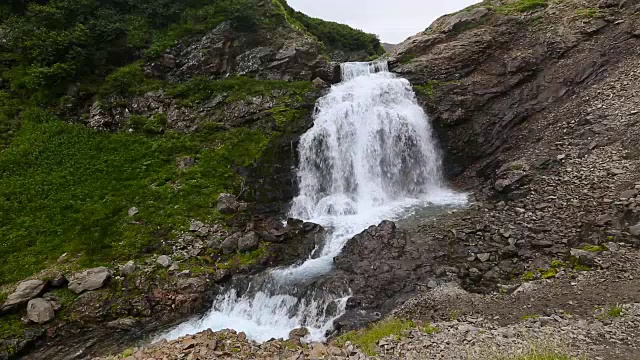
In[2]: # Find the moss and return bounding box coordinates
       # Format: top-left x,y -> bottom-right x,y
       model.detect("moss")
498,350 -> 577,360
521,314 -> 540,321
550,260 -> 565,268
337,318 -> 415,356
581,244 -> 607,252
541,267 -> 557,279
573,264 -> 591,272
575,8 -> 600,18
413,81 -> 438,99
521,271 -> 536,281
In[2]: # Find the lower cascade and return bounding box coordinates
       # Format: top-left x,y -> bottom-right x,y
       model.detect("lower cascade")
162,61 -> 466,342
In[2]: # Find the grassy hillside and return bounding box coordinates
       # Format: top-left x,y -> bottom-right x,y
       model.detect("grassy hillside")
0,0 -> 380,285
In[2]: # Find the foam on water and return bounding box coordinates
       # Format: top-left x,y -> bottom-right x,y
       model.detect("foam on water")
160,61 -> 467,343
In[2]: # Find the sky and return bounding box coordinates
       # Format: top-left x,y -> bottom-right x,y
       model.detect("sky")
287,0 -> 481,44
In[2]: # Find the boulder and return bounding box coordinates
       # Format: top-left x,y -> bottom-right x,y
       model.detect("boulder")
127,207 -> 139,216
216,193 -> 240,214
570,249 -> 597,268
27,298 -> 55,324
289,327 -> 310,340
68,267 -> 112,294
238,231 -> 260,253
121,261 -> 136,275
221,233 -> 241,254
2,280 -> 46,309
157,255 -> 173,268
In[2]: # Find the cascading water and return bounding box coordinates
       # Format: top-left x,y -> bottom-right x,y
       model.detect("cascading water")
161,61 -> 466,343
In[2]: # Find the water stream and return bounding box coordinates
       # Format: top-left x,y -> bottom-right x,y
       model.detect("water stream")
161,62 -> 466,343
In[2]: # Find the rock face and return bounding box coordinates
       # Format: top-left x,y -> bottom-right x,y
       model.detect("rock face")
2,280 -> 46,309
26,298 -> 55,324
68,267 -> 113,294
390,0 -> 640,181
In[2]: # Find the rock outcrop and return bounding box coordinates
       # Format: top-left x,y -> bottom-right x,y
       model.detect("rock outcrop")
1,280 -> 46,310
68,267 -> 113,294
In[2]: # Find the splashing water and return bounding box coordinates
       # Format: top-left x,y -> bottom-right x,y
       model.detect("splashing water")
160,62 -> 466,343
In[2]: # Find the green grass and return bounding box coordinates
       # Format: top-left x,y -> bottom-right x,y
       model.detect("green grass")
502,351 -> 575,360
541,268 -> 557,279
337,318 -> 416,356
607,305 -> 623,318
494,0 -> 549,14
575,8 -> 600,18
0,108 -> 273,284
0,314 -> 24,339
423,323 -> 440,334
50,288 -> 79,308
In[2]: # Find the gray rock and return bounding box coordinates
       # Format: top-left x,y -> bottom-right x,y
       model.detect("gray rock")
570,249 -> 597,267
238,231 -> 260,253
610,168 -> 625,175
190,220 -> 205,232
120,261 -> 136,275
216,193 -> 239,214
620,190 -> 638,199
629,223 -> 640,237
127,207 -> 139,217
599,0 -> 621,8
221,233 -> 240,254
312,77 -> 329,88
68,267 -> 112,294
27,298 -> 55,324
2,280 -> 46,309
157,255 -> 173,268
435,7 -> 490,33
477,253 -> 491,262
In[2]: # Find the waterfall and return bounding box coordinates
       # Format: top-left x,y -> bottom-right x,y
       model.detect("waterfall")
161,62 -> 465,343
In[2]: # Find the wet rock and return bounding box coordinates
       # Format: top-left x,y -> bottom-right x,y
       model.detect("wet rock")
27,298 -> 55,324
216,193 -> 240,214
157,255 -> 173,268
238,231 -> 260,253
288,327 -> 310,340
68,267 -> 112,294
2,280 -> 46,309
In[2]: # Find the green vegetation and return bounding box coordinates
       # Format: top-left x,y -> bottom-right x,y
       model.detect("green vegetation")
0,108 -> 274,284
50,288 -> 79,308
541,267 -> 558,279
521,314 -> 540,321
497,350 -> 576,360
582,244 -> 607,252
414,81 -> 439,99
337,318 -> 416,356
521,271 -> 536,281
575,8 -> 600,19
423,323 -> 440,334
607,305 -> 623,318
275,0 -> 384,56
0,314 -> 24,340
399,54 -> 416,65
493,0 -> 549,14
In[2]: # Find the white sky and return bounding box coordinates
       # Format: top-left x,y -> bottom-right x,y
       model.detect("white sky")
287,0 -> 481,44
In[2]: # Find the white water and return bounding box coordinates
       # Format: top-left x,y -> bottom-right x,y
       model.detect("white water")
161,62 -> 466,343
